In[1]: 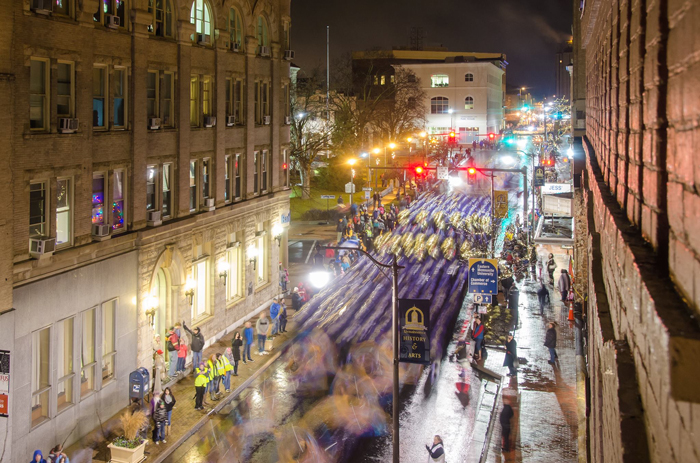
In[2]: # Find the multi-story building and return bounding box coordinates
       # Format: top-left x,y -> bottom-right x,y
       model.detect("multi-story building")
351,49 -> 507,145
555,42 -> 573,101
0,0 -> 293,460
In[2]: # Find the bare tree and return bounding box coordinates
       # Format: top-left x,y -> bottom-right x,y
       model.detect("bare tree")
371,66 -> 427,143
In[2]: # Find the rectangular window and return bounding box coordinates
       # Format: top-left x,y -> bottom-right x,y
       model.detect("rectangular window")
225,78 -> 232,116
224,155 -> 231,202
102,299 -> 116,383
93,67 -> 106,128
380,75 -> 386,85
234,80 -> 243,123
190,75 -> 199,127
430,74 -> 449,87
163,72 -> 174,126
162,164 -> 172,218
92,173 -> 105,225
261,150 -> 268,193
262,82 -> 269,117
254,81 -> 260,124
227,239 -> 242,301
56,317 -> 74,413
55,0 -> 69,16
253,151 -> 259,194
112,170 -> 125,231
234,154 -> 241,199
56,178 -> 72,247
30,59 -> 48,130
113,68 -> 126,128
57,61 -> 74,118
202,76 -> 212,117
29,181 -> 47,238
202,158 -> 210,200
256,222 -> 268,285
146,166 -> 157,211
147,70 -> 158,118
189,160 -> 197,211
193,259 -> 209,319
31,326 -> 51,428
284,84 -> 290,118
80,308 -> 96,398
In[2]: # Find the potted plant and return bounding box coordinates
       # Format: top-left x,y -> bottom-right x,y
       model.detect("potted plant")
107,409 -> 148,463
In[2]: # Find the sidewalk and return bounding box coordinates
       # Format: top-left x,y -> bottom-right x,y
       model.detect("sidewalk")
482,247 -> 578,462
65,306 -> 296,463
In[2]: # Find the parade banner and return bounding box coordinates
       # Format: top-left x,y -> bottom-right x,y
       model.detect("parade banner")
0,350 -> 9,417
534,166 -> 545,187
494,190 -> 509,218
399,299 -> 431,365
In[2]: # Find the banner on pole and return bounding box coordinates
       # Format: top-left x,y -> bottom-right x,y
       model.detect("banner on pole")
0,350 -> 9,417
399,299 -> 431,365
534,166 -> 545,187
494,190 -> 509,218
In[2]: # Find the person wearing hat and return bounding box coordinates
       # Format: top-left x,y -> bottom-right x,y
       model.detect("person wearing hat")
292,287 -> 302,311
153,349 -> 166,394
183,321 -> 205,373
503,333 -> 518,376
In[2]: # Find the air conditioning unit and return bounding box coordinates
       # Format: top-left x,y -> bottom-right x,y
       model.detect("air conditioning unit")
91,223 -> 111,239
31,0 -> 52,15
197,34 -> 210,45
284,116 -> 291,125
29,237 -> 56,258
147,210 -> 162,227
106,14 -> 120,29
148,117 -> 161,130
203,198 -> 215,211
204,116 -> 216,128
284,50 -> 295,61
226,115 -> 236,127
231,42 -> 240,52
259,46 -> 271,57
58,117 -> 79,134
263,116 -> 271,125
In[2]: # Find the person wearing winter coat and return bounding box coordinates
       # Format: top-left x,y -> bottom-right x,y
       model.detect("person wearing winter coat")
162,387 -> 176,437
48,445 -> 69,463
243,322 -> 254,363
31,450 -> 47,463
269,298 -> 281,336
544,322 -> 558,364
503,334 -> 518,376
279,263 -> 289,292
206,354 -> 223,400
557,269 -> 571,302
176,342 -> 188,374
546,253 -> 557,284
425,435 -> 446,462
231,333 -> 242,374
220,349 -> 234,392
153,349 -> 166,394
291,287 -> 303,311
153,398 -> 168,444
471,317 -> 485,361
336,218 -> 345,243
165,328 -> 180,378
500,404 -> 514,451
183,321 -> 205,372
256,313 -> 270,355
194,363 -> 209,410
537,282 -> 550,315
279,301 -> 288,333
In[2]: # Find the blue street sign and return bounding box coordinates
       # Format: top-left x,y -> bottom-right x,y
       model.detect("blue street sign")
468,258 -> 499,295
474,294 -> 492,304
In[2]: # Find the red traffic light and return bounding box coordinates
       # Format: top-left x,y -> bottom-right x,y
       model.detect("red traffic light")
467,167 -> 476,175
415,166 -> 424,174
449,131 -> 456,139
282,163 -> 288,170
488,133 -> 495,140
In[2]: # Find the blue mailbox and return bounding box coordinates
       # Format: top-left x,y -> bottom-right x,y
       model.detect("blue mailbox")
128,367 -> 150,400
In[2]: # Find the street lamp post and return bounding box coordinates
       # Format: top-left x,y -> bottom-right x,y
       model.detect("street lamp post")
321,245 -> 404,463
348,158 -> 357,206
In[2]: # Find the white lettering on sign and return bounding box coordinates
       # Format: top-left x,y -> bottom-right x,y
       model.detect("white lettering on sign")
541,183 -> 572,194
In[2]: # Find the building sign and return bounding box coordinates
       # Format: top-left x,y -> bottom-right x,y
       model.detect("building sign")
494,190 -> 509,218
541,182 -> 572,194
280,211 -> 291,227
534,166 -> 545,187
320,195 -> 336,199
437,167 -> 449,180
399,299 -> 431,365
543,195 -> 573,216
473,294 -> 492,304
0,350 -> 9,417
468,258 -> 499,295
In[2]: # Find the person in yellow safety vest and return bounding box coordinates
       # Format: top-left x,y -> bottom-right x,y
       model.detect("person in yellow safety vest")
220,351 -> 234,393
194,363 -> 209,410
206,354 -> 221,401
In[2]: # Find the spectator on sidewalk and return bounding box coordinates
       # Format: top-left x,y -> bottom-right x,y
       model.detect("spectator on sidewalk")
176,340 -> 188,374
504,333 -> 518,376
537,281 -> 550,315
162,387 -> 176,437
425,435 -> 445,462
545,322 -> 558,364
279,263 -> 289,293
256,313 -> 270,355
279,301 -> 288,333
508,286 -> 520,329
153,349 -> 166,394
243,322 -> 254,363
206,354 -> 221,401
32,450 -> 47,463
471,317 -> 485,361
48,445 -> 69,463
270,298 -> 281,336
231,333 -> 242,374
312,248 -> 325,269
194,363 -> 209,410
183,321 -> 205,371
153,397 -> 168,444
221,349 -> 234,393
336,218 -> 345,243
557,269 -> 571,303
546,253 -> 557,284
500,403 -> 514,452
165,328 -> 179,378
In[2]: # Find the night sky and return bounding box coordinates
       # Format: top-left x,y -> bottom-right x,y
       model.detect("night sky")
291,0 -> 573,98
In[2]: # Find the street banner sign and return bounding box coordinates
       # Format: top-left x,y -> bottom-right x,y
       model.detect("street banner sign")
362,187 -> 372,192
494,190 -> 509,218
473,294 -> 492,304
364,191 -> 370,199
345,183 -> 356,194
320,195 -> 336,199
399,299 -> 431,365
468,258 -> 499,295
437,166 -> 449,180
0,350 -> 9,417
534,166 -> 545,187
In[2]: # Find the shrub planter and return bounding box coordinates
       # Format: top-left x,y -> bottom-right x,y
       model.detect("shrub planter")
107,440 -> 147,463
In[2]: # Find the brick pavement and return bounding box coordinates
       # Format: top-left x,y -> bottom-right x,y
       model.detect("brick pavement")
483,249 -> 578,463
64,308 -> 296,463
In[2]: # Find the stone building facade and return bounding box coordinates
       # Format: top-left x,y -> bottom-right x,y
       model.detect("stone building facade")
0,0 -> 292,460
574,0 -> 700,461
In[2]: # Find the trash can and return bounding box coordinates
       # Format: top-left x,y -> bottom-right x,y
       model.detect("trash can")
129,367 -> 150,401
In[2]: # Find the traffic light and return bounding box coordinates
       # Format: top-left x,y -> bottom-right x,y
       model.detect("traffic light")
282,163 -> 288,170
448,131 -> 457,144
543,157 -> 554,167
467,167 -> 477,185
488,133 -> 496,141
415,166 -> 424,175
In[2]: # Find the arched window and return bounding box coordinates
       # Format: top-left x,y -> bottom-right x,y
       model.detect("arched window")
464,96 -> 474,110
148,0 -> 173,37
229,8 -> 243,49
190,0 -> 212,43
431,97 -> 449,114
465,73 -> 474,82
257,15 -> 269,48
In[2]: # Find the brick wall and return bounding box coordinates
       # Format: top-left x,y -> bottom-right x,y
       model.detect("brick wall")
578,0 -> 700,461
